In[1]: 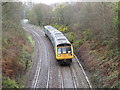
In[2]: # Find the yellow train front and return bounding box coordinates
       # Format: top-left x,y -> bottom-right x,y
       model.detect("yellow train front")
55,43 -> 74,64
44,25 -> 74,65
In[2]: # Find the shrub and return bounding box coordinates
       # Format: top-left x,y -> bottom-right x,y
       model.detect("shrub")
82,29 -> 91,41
27,35 -> 35,47
2,77 -> 19,88
68,32 -> 74,43
74,39 -> 84,46
52,24 -> 69,33
62,27 -> 69,33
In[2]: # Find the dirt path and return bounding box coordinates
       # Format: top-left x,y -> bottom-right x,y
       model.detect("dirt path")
23,24 -> 92,88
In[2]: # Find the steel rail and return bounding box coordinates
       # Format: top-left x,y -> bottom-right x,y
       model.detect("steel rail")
32,29 -> 50,88
45,38 -> 50,89
69,65 -> 78,89
23,27 -> 43,88
74,55 -> 92,89
59,67 -> 64,88
29,30 -> 42,88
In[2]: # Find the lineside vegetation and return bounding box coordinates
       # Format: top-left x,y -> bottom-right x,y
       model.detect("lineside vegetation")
26,2 -> 119,88
2,2 -> 34,88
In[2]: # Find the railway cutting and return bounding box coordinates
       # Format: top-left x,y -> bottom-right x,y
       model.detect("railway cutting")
23,24 -> 92,88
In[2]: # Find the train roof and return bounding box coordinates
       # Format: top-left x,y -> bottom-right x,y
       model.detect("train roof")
44,25 -> 71,46
44,25 -> 57,31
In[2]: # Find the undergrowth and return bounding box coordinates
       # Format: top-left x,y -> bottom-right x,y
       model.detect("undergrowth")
2,20 -> 34,88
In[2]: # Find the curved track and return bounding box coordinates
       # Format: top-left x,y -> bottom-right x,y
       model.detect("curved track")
23,24 -> 92,88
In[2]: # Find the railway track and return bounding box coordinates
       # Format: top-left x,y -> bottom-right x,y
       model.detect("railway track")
23,24 -> 92,88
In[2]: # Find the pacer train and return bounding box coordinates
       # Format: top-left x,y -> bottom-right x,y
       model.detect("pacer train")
44,25 -> 74,65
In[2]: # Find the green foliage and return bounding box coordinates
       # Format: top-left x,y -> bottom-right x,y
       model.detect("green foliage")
2,2 -> 34,88
2,2 -> 22,22
19,49 -> 32,68
53,4 -> 66,24
90,72 -> 102,87
2,38 -> 8,45
74,39 -> 83,46
68,32 -> 74,43
2,77 -> 19,88
27,35 -> 34,47
112,16 -> 118,29
111,80 -> 120,88
27,3 -> 52,25
112,2 -> 120,31
62,27 -> 68,33
82,29 -> 91,41
52,24 -> 69,33
52,24 -> 59,29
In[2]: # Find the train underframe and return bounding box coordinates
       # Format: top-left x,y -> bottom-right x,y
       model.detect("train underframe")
57,59 -> 72,65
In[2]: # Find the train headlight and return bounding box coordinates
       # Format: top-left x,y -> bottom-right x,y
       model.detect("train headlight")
57,55 -> 61,57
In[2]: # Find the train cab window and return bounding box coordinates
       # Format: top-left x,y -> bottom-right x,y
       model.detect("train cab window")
58,48 -> 61,54
57,47 -> 72,54
62,47 -> 66,54
66,47 -> 72,53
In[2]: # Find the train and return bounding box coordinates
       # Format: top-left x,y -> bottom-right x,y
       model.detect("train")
44,25 -> 74,65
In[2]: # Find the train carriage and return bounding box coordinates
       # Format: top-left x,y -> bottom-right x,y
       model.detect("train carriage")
44,25 -> 74,65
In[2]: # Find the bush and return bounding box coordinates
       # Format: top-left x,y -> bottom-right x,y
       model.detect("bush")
82,29 -> 91,41
52,24 -> 69,33
74,39 -> 83,46
68,32 -> 74,43
2,77 -> 19,88
27,35 -> 35,47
